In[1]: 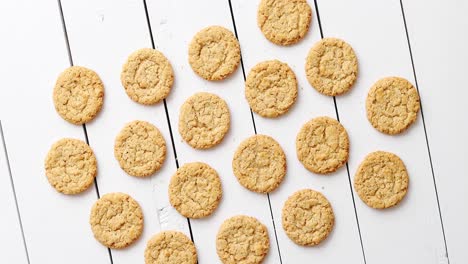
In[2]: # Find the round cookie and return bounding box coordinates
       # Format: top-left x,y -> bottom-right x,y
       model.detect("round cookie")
178,92 -> 230,149
169,162 -> 222,218
257,0 -> 312,46
366,77 -> 420,135
232,134 -> 286,193
53,66 -> 104,124
44,138 -> 96,195
90,192 -> 143,249
188,26 -> 240,81
305,38 -> 358,96
245,60 -> 298,118
121,48 -> 174,105
282,189 -> 334,246
216,215 -> 269,264
145,231 -> 197,264
296,116 -> 349,174
354,151 -> 409,209
114,120 -> 166,177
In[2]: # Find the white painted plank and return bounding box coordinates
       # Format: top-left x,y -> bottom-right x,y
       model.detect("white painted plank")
230,0 -> 364,263
146,0 -> 281,262
0,1 -> 110,263
316,0 -> 447,263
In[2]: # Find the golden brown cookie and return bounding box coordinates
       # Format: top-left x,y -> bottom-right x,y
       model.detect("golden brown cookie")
232,135 -> 286,193
296,116 -> 349,174
354,151 -> 409,209
90,192 -> 143,249
188,26 -> 240,81
53,66 -> 104,124
145,231 -> 197,264
216,215 -> 269,264
44,138 -> 96,195
178,92 -> 230,149
257,0 -> 312,46
245,60 -> 298,118
169,162 -> 222,218
114,120 -> 166,177
282,189 -> 334,246
121,48 -> 174,105
305,38 -> 358,96
366,77 -> 420,135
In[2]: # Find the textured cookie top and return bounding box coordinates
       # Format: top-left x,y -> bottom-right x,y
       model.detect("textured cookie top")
114,120 -> 166,177
179,92 -> 230,149
169,162 -> 222,218
121,48 -> 174,105
188,26 -> 240,81
257,0 -> 312,46
296,116 -> 349,174
305,38 -> 358,96
245,60 -> 298,118
44,138 -> 96,195
145,231 -> 197,264
90,192 -> 143,249
282,189 -> 334,246
53,66 -> 104,124
366,77 -> 420,135
216,215 -> 270,264
354,151 -> 409,209
232,135 -> 286,193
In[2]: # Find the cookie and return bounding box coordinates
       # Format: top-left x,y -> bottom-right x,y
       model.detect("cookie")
53,66 -> 104,124
216,215 -> 269,264
354,151 -> 409,209
121,48 -> 174,105
178,92 -> 230,149
257,0 -> 312,46
145,231 -> 197,264
90,192 -> 143,249
245,60 -> 298,118
282,189 -> 334,246
44,138 -> 96,195
232,135 -> 286,193
114,120 -> 166,177
296,116 -> 349,174
188,26 -> 240,81
169,162 -> 222,218
366,77 -> 420,135
305,38 -> 358,96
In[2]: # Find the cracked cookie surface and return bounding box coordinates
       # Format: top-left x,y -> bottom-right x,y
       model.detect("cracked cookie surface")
233,135 -> 286,193
179,92 -> 230,149
216,215 -> 269,264
366,77 -> 420,135
45,138 -> 96,195
245,60 -> 297,118
188,26 -> 240,81
296,116 -> 349,174
354,151 -> 409,209
90,192 -> 143,249
282,189 -> 334,246
305,38 -> 358,96
121,48 -> 174,105
169,162 -> 222,218
145,231 -> 197,264
53,66 -> 104,124
114,120 -> 166,177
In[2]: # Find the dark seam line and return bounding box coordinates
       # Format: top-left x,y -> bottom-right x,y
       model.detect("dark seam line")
0,121 -> 31,264
314,1 -> 367,264
142,0 -> 194,243
399,1 -> 450,262
227,1 -> 283,263
56,0 -> 114,263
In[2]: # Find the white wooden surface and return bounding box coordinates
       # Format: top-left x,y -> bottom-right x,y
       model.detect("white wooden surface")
0,0 -> 465,263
